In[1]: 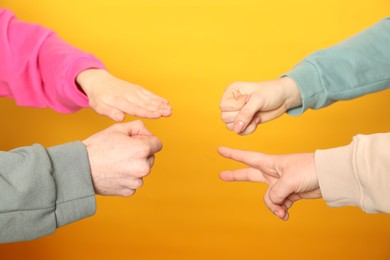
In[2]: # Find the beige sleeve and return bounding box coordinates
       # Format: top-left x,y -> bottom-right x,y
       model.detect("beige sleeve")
315,133 -> 390,213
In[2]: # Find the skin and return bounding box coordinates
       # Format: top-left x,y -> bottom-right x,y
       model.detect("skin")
76,69 -> 170,197
82,120 -> 162,197
218,147 -> 321,220
77,69 -> 172,121
219,77 -> 301,135
219,77 -> 322,220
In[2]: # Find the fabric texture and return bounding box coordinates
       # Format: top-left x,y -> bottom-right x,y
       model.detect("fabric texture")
0,8 -> 102,243
284,17 -> 390,213
285,17 -> 390,116
0,142 -> 96,243
0,8 -> 105,112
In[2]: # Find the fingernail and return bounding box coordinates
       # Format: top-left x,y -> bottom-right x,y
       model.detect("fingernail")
233,121 -> 245,133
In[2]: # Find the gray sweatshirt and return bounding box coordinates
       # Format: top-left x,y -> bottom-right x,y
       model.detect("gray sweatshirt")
285,17 -> 390,213
0,142 -> 95,243
0,8 -> 102,243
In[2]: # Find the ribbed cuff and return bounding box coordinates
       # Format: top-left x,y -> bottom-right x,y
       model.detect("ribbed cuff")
283,60 -> 325,116
47,141 -> 96,227
315,143 -> 361,209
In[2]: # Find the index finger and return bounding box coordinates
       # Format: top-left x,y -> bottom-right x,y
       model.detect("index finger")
218,146 -> 265,168
220,167 -> 266,182
141,135 -> 163,154
220,86 -> 248,112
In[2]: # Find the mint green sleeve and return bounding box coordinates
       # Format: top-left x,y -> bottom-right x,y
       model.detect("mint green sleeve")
284,17 -> 390,115
0,141 -> 96,244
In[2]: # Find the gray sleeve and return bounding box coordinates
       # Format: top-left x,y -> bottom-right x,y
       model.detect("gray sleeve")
0,141 -> 96,243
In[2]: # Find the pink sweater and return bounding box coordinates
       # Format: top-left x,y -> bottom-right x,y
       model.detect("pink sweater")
0,8 -> 105,113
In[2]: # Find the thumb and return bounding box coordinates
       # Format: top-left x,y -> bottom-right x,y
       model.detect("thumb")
114,120 -> 153,137
268,176 -> 295,205
94,102 -> 125,122
233,96 -> 261,134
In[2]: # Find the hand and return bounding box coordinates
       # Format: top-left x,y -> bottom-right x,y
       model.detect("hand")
82,120 -> 162,197
77,69 -> 172,121
219,77 -> 301,135
218,147 -> 321,220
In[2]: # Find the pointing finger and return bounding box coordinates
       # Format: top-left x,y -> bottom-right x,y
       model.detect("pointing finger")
218,146 -> 267,168
219,168 -> 266,182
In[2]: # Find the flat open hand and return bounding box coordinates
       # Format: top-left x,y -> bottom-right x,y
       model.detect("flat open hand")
77,69 -> 172,121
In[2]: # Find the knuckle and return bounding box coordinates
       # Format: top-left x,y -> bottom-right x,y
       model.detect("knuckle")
227,82 -> 240,89
219,100 -> 228,110
157,139 -> 163,150
130,162 -> 151,178
137,143 -> 152,157
269,190 -> 283,204
134,179 -> 144,189
143,165 -> 152,177
121,189 -> 135,197
221,113 -> 231,122
263,195 -> 269,205
139,164 -> 152,177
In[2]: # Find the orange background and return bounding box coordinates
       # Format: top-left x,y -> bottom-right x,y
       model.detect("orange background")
1,0 -> 390,259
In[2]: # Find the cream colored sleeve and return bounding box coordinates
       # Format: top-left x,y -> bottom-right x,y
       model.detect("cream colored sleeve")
315,133 -> 390,213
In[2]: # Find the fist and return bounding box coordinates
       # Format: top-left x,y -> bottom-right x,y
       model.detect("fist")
82,120 -> 162,197
220,78 -> 301,135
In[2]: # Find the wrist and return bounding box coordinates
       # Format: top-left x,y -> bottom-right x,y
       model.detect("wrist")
76,69 -> 108,95
280,77 -> 302,110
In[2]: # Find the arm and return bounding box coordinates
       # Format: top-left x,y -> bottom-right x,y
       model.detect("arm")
218,147 -> 320,220
285,17 -> 390,115
0,8 -> 105,113
218,133 -> 390,220
0,8 -> 172,118
220,17 -> 390,134
0,121 -> 162,244
0,142 -> 96,243
316,133 -> 390,213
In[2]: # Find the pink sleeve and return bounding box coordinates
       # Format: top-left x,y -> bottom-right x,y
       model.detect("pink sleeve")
0,8 -> 106,113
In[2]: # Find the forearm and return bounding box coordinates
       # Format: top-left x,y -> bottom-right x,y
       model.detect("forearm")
284,17 -> 390,115
0,142 -> 96,243
316,133 -> 390,213
0,8 -> 105,113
